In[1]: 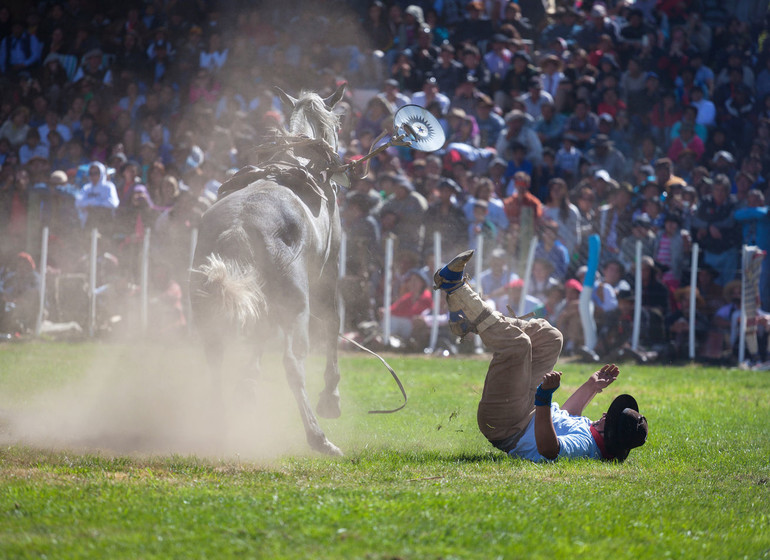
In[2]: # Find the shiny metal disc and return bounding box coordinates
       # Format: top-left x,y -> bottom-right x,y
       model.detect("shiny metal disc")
393,104 -> 446,152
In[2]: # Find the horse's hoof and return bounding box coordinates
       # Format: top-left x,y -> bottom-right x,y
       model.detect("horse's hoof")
317,391 -> 341,419
318,440 -> 344,457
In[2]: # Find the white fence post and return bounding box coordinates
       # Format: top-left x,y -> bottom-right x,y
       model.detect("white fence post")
35,226 -> 49,336
474,231 -> 485,353
689,243 -> 700,360
88,228 -> 98,338
518,236 -> 538,317
632,240 -> 642,350
382,236 -> 394,346
427,231 -> 442,353
338,231 -> 347,334
140,227 -> 151,334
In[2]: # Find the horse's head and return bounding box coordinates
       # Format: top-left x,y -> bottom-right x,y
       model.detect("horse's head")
276,84 -> 346,152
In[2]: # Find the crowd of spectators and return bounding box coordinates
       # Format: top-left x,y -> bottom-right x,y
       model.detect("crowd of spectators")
0,0 -> 768,365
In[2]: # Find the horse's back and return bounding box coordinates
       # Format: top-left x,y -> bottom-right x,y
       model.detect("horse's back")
195,180 -> 331,268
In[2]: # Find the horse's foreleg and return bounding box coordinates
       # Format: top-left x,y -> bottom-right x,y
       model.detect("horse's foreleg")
317,309 -> 341,419
316,278 -> 342,419
284,321 -> 343,456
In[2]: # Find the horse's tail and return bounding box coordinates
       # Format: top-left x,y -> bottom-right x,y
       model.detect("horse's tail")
196,254 -> 266,328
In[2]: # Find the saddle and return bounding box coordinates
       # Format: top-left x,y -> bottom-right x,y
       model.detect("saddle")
217,136 -> 341,202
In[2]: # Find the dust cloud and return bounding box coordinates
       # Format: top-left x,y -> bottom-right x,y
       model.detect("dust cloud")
0,338 -> 331,461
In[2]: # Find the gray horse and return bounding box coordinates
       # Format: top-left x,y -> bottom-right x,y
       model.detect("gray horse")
190,85 -> 346,456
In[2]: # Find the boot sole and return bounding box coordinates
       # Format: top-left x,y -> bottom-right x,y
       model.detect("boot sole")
433,250 -> 475,290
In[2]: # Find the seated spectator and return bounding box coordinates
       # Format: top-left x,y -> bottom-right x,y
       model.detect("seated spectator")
502,141 -> 534,194
478,247 -> 517,307
380,268 -> 433,344
564,98 -> 598,150
0,252 -> 40,335
410,75 -> 450,114
499,278 -> 543,317
590,287 -> 661,364
634,255 -> 671,318
554,132 -> 582,181
474,94 -> 505,149
555,278 -> 584,354
519,77 -> 554,120
0,106 -> 31,148
667,123 -> 704,163
496,109 -> 542,168
534,101 -> 567,151
664,286 -> 710,362
529,257 -> 561,302
592,258 -> 628,330
18,129 -> 49,166
585,134 -> 627,182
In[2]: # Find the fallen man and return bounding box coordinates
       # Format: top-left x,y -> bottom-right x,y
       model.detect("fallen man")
434,250 -> 648,462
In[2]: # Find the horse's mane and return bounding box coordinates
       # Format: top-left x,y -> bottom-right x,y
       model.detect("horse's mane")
289,91 -> 341,151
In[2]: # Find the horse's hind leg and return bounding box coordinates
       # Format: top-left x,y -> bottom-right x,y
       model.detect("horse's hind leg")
284,315 -> 343,456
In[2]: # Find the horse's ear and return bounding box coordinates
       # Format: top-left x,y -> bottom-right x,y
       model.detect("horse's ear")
275,86 -> 297,109
323,83 -> 346,109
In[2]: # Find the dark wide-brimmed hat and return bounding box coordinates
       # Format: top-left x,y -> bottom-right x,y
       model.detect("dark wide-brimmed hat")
604,394 -> 648,462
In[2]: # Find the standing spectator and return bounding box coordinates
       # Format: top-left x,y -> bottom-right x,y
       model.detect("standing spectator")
199,31 -> 228,74
424,178 -> 469,259
618,214 -> 657,273
410,76 -> 450,114
653,212 -> 687,290
597,179 -> 634,264
431,42 -> 464,94
474,94 -> 505,149
380,174 -> 428,256
75,161 -> 119,232
734,190 -> 770,311
542,177 -> 580,257
0,20 -> 43,75
497,51 -> 539,113
340,191 -> 381,330
691,173 -> 741,286
534,220 -> 570,281
503,171 -> 543,224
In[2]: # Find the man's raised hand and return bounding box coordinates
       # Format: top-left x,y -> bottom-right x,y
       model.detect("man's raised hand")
541,371 -> 562,390
590,364 -> 619,392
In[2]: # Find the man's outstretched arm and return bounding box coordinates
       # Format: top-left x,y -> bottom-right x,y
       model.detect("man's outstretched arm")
561,364 -> 619,416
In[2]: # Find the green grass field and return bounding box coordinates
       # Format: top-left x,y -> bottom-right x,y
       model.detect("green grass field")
1,341 -> 769,559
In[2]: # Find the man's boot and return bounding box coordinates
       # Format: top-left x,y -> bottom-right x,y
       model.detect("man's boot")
434,250 -> 502,337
